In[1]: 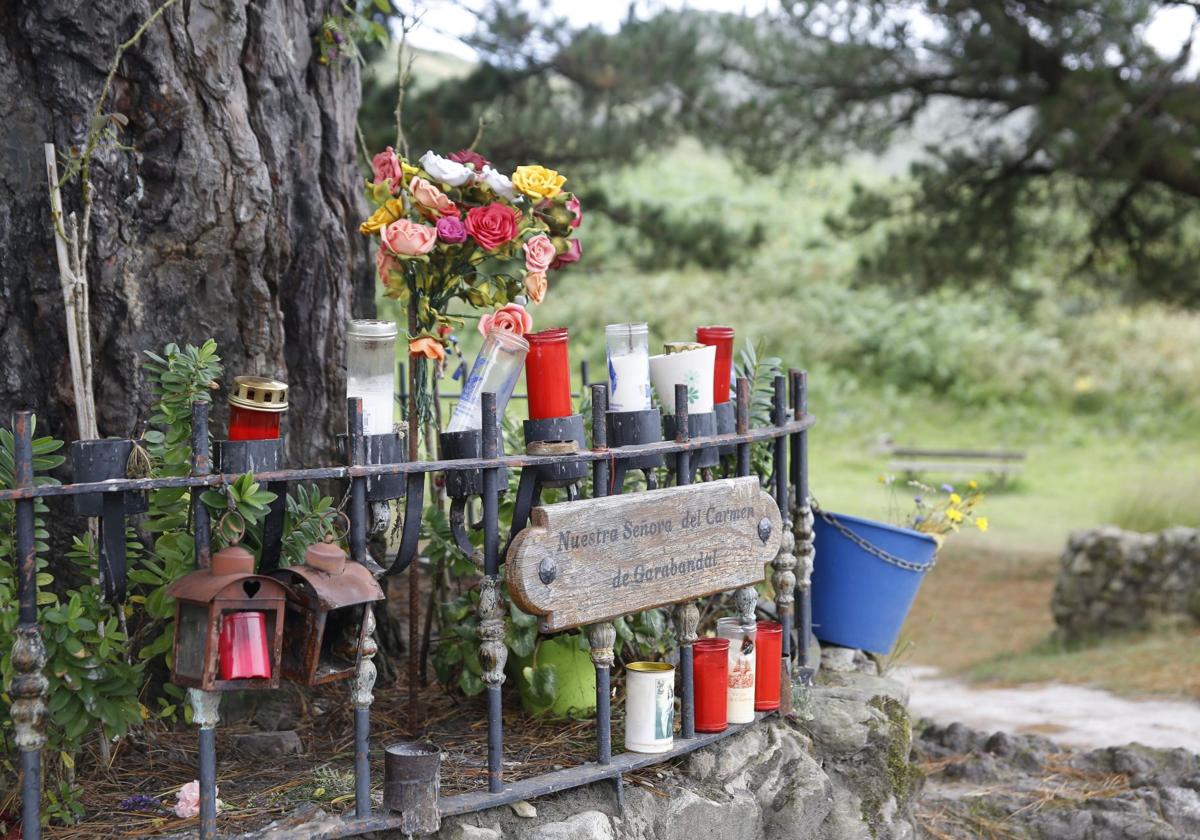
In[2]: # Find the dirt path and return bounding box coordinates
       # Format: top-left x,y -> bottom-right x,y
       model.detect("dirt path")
896,665 -> 1200,752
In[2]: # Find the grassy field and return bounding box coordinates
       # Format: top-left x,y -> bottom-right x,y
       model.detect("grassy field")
381,141 -> 1200,696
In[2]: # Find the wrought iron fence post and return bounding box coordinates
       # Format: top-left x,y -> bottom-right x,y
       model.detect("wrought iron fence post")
771,376 -> 797,715
479,392 -> 507,793
186,401 -> 221,839
347,398 -> 378,818
791,370 -> 815,684
11,412 -> 47,840
191,402 -> 211,569
670,386 -> 698,737
188,688 -> 221,839
732,379 -> 759,629
587,384 -> 617,765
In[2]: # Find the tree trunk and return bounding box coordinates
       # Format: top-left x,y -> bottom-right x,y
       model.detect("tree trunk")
0,0 -> 373,465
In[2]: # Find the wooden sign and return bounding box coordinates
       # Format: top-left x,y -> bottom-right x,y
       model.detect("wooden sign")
506,477 -> 782,632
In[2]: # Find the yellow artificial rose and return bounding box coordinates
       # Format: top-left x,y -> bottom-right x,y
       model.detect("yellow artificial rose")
512,165 -> 566,200
359,199 -> 406,235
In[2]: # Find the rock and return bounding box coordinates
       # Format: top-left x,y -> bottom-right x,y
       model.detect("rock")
231,730 -> 303,759
441,824 -> 502,840
511,800 -> 538,819
918,721 -> 1200,840
527,811 -> 613,840
656,788 -> 761,840
821,645 -> 876,674
1052,526 -> 1200,641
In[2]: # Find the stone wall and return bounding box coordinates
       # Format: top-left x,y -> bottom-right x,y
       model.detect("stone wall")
1052,527 -> 1200,641
426,671 -> 920,840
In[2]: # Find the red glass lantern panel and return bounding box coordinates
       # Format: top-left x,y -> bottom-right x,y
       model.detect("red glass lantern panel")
219,611 -> 272,680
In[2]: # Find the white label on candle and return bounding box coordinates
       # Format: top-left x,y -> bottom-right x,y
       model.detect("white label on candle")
348,373 -> 395,435
608,352 -> 651,412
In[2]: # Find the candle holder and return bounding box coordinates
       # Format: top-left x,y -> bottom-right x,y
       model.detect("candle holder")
71,439 -> 149,603
693,637 -> 730,733
215,438 -> 282,474
716,617 -> 756,724
713,400 -> 737,457
227,376 -> 288,441
754,621 -> 783,712
447,328 -> 529,433
440,426 -> 508,500
522,414 -> 587,488
605,323 -> 652,413
337,430 -> 407,502
605,407 -> 664,491
347,320 -> 398,436
525,328 -> 573,422
384,741 -> 442,835
624,662 -> 675,754
662,411 -> 720,471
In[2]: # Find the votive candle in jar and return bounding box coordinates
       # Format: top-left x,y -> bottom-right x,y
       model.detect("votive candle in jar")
695,325 -> 735,405
716,617 -> 756,724
605,322 -> 652,412
624,662 -> 675,753
693,637 -> 731,733
754,621 -> 783,712
347,319 -> 398,436
218,611 -> 272,680
525,327 -> 573,420
447,327 -> 530,432
228,376 -> 288,441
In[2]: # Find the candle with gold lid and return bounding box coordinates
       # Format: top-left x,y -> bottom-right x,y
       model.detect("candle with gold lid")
227,376 -> 288,441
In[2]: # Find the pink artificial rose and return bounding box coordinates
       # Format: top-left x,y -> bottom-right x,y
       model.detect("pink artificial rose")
375,243 -> 401,281
524,271 -> 547,304
565,194 -> 582,229
551,237 -> 582,269
381,218 -> 437,256
478,302 -> 533,338
465,203 -> 521,251
523,234 -> 557,274
409,176 -> 458,218
436,216 -> 468,244
372,147 -> 404,192
175,780 -> 216,819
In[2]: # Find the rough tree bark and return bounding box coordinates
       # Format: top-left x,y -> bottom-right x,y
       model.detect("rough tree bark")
0,0 -> 373,465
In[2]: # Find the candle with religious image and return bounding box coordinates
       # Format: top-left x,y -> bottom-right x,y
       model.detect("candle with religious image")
605,322 -> 652,412
624,661 -> 675,753
716,617 -> 756,724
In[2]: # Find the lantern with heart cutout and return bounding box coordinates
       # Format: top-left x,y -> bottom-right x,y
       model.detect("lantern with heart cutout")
167,516 -> 289,691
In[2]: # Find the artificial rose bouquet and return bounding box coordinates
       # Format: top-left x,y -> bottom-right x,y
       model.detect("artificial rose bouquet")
360,147 -> 583,354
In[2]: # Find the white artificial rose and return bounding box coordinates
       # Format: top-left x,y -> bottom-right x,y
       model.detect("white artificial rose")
481,165 -> 516,200
419,150 -> 472,187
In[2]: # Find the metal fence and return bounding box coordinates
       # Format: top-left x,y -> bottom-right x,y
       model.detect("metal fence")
1,371 -> 815,840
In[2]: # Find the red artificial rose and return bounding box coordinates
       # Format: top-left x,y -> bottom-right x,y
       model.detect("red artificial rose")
447,149 -> 491,171
465,203 -> 520,251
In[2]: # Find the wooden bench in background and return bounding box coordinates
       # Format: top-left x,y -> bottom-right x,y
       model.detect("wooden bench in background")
885,445 -> 1026,485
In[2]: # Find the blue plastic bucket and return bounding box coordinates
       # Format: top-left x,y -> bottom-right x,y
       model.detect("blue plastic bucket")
810,510 -> 938,654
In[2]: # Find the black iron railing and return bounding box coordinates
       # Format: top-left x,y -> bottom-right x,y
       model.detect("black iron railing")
2,372 -> 816,840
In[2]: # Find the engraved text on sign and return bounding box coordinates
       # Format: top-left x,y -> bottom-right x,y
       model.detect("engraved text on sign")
506,477 -> 783,632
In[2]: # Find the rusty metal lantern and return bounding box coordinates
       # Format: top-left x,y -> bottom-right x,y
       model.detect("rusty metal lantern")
270,519 -> 384,686
166,516 -> 289,691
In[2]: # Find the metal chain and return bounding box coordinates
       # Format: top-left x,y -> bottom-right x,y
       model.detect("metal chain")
811,496 -> 936,573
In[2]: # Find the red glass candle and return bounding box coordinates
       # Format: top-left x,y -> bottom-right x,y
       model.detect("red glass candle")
227,376 -> 288,441
754,621 -> 783,711
695,326 -> 735,404
693,637 -> 731,733
218,611 -> 272,680
525,328 -> 573,420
